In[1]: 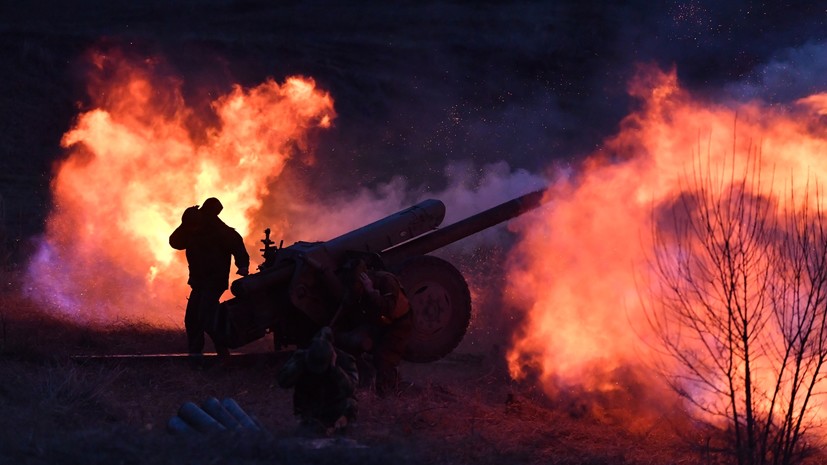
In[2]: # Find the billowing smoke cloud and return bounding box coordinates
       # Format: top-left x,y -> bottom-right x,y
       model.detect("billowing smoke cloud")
725,39 -> 827,103
505,61 -> 827,428
23,50 -> 336,326
267,159 -> 547,246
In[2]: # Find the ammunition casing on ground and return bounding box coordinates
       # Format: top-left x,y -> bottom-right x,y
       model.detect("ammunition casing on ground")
177,401 -> 227,434
221,397 -> 260,431
167,415 -> 197,435
167,398 -> 261,436
202,397 -> 242,430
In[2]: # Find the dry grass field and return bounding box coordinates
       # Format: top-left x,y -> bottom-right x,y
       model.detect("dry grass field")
0,286 -> 717,465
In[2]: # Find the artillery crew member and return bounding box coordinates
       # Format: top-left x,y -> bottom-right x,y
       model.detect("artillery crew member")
169,197 -> 249,358
277,327 -> 359,434
335,258 -> 413,396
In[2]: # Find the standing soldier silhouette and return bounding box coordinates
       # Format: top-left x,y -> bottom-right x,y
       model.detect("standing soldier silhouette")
169,197 -> 250,358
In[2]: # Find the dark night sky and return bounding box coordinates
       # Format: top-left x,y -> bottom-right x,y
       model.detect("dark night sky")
1,0 -> 826,263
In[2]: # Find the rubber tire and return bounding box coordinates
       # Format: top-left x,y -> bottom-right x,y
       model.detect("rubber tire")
394,255 -> 472,363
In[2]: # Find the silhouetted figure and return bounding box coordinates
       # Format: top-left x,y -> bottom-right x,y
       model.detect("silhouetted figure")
277,327 -> 359,435
335,258 -> 413,396
169,197 -> 249,357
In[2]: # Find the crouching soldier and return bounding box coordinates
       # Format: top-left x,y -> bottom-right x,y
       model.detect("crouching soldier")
277,327 -> 359,435
335,258 -> 413,396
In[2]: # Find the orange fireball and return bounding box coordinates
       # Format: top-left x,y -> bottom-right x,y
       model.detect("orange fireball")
506,65 -> 827,405
27,49 -> 335,327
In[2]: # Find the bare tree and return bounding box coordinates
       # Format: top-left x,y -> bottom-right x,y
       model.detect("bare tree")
646,147 -> 827,465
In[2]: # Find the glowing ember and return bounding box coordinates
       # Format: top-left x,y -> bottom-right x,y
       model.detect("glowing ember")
506,65 -> 827,402
26,50 -> 335,326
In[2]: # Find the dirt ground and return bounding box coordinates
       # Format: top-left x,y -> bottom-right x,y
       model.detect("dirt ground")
0,297 -> 713,465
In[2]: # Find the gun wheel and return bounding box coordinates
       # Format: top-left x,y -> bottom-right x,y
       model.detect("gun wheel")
395,255 -> 472,363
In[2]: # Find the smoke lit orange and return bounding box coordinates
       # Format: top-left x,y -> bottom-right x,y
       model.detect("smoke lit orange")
506,65 -> 827,409
26,50 -> 335,327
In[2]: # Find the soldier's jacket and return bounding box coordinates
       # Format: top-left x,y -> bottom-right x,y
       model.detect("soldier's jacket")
169,213 -> 249,291
277,347 -> 359,424
352,270 -> 410,325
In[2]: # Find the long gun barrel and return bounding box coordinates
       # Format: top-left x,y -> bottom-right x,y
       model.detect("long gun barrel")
230,198 -> 446,297
381,188 -> 546,266
216,187 -> 548,354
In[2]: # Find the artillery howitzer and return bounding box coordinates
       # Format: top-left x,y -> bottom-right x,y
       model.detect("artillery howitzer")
215,189 -> 546,362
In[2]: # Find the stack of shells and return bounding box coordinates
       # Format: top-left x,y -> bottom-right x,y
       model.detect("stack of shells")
168,397 -> 263,435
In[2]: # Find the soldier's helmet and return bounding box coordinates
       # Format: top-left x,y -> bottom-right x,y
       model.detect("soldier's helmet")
181,205 -> 201,225
306,336 -> 334,374
200,197 -> 223,217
